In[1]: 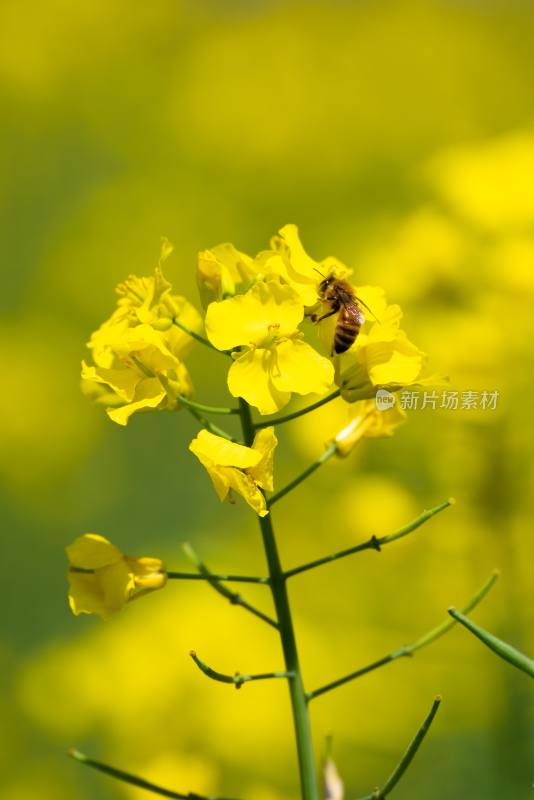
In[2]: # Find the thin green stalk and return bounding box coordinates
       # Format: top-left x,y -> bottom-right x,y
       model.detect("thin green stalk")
190,650 -> 294,688
239,399 -> 319,800
181,543 -> 278,629
183,404 -> 237,442
355,697 -> 442,800
448,607 -> 534,678
285,500 -> 453,579
268,443 -> 338,507
167,571 -> 269,584
68,749 -> 238,800
173,318 -> 230,356
177,393 -> 240,416
307,571 -> 499,701
254,389 -> 341,430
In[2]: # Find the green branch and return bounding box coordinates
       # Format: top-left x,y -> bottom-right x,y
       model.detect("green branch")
172,318 -> 231,356
177,393 -> 240,417
68,749 -> 239,800
168,571 -> 269,584
355,697 -> 442,800
448,607 -> 534,678
181,543 -> 278,630
285,500 -> 453,579
268,443 -> 338,507
183,404 -> 237,442
254,389 -> 341,430
190,650 -> 293,689
307,571 -> 499,701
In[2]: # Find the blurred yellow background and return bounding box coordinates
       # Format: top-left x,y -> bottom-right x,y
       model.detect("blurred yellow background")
1,1 -> 533,798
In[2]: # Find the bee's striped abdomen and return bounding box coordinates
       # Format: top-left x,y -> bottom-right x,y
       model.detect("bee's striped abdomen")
333,305 -> 364,354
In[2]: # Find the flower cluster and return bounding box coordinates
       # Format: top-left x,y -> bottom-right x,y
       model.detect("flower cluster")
73,226 -> 436,618
81,241 -> 202,426
199,224 -> 435,414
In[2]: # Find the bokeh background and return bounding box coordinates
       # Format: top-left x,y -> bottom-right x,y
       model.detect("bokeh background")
2,1 -> 533,798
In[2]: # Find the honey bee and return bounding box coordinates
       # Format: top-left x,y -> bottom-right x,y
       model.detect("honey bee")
312,275 -> 375,355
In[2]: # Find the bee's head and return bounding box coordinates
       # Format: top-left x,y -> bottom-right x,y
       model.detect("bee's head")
318,276 -> 334,295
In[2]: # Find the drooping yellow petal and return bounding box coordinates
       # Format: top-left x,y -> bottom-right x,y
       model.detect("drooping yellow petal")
249,427 -> 278,491
66,533 -> 122,570
67,560 -> 132,620
81,361 -> 140,403
205,281 -> 303,351
189,429 -> 262,469
271,339 -> 334,396
228,348 -> 290,415
107,378 -> 166,426
190,450 -> 232,502
225,468 -> 268,517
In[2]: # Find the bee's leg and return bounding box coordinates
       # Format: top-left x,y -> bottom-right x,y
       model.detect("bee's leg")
312,308 -> 338,324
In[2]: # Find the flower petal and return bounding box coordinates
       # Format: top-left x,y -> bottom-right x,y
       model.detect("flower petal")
81,361 -> 140,403
225,468 -> 268,517
366,332 -> 424,385
66,533 -> 123,570
107,378 -> 166,426
205,281 -> 303,351
228,349 -> 291,415
271,339 -> 334,396
249,427 -> 278,491
263,224 -> 320,306
191,451 -> 232,502
189,429 -> 262,469
68,560 -> 132,620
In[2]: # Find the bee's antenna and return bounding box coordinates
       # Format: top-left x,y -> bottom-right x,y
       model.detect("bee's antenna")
355,296 -> 381,324
314,267 -> 327,279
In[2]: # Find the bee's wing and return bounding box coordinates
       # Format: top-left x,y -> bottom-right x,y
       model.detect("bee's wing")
341,300 -> 365,326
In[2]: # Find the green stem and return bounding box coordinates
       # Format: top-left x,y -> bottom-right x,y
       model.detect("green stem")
268,443 -> 338,507
190,651 -> 294,688
307,571 -> 499,701
238,399 -> 319,800
355,697 -> 442,800
254,389 -> 341,430
448,607 -> 534,678
167,571 -> 269,584
177,394 -> 240,416
181,543 -> 278,629
285,500 -> 453,579
173,318 -> 230,356
183,404 -> 237,442
68,748 -> 237,800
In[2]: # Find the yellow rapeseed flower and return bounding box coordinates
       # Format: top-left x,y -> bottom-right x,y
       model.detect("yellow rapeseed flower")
189,428 -> 277,516
333,398 -> 407,457
66,534 -> 167,620
205,280 -> 334,414
81,244 -> 202,425
336,304 -> 430,402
